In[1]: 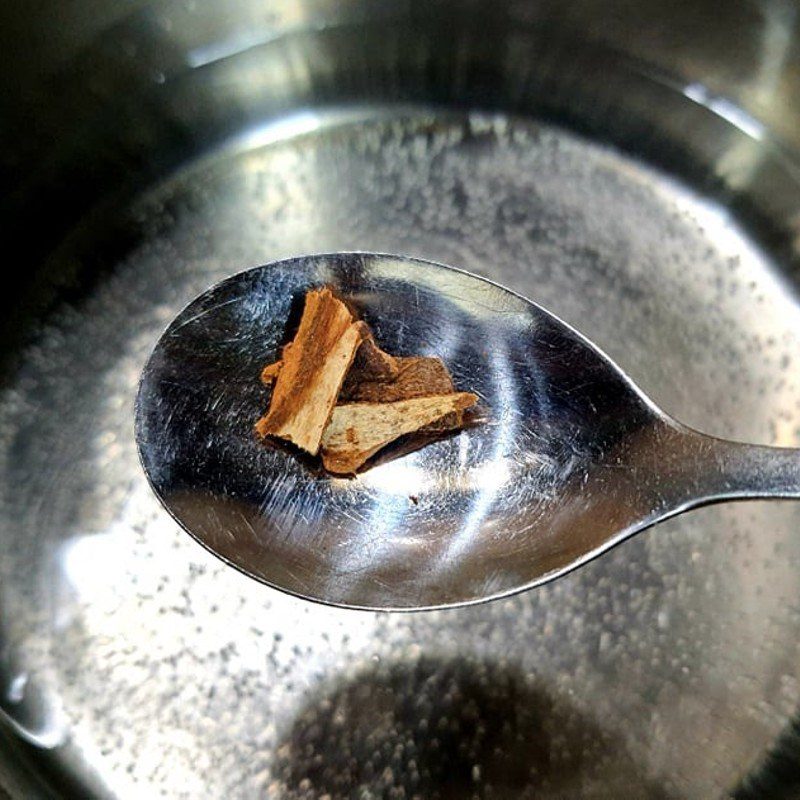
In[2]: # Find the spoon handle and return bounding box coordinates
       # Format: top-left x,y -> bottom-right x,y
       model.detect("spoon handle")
690,433 -> 800,501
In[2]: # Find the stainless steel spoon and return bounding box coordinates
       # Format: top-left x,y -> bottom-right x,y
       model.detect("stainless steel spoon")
135,252 -> 800,610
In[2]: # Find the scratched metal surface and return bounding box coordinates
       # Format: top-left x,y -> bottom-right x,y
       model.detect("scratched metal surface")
135,251 -> 668,609
1,107 -> 800,797
134,251 -> 800,613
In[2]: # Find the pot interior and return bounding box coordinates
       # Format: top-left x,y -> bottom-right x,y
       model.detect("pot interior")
2,5 -> 800,798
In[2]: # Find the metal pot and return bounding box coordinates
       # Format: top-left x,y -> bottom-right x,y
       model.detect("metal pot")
2,1 -> 800,797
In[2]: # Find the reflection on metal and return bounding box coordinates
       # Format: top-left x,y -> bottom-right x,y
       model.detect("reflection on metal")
234,111 -> 324,153
187,29 -> 284,68
136,254 -> 800,610
682,83 -> 766,141
3,0 -> 800,793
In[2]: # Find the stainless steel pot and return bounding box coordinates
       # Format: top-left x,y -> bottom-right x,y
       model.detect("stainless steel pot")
2,1 -> 800,797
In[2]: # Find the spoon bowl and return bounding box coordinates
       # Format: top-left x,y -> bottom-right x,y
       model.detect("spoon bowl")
135,252 -> 800,609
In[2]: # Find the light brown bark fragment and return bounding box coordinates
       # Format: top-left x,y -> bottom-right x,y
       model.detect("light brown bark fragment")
254,288 -> 364,454
340,323 -> 400,391
260,359 -> 283,385
320,393 -> 478,474
264,325 -> 399,388
340,355 -> 451,401
340,355 -> 465,432
260,342 -> 295,385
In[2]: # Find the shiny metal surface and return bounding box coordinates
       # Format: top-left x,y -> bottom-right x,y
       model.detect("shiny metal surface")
3,0 -> 800,797
137,253 -> 800,610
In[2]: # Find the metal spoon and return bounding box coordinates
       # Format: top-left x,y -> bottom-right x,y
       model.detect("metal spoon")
135,252 -> 800,610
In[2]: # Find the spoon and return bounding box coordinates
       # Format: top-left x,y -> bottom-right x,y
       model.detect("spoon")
135,252 -> 800,610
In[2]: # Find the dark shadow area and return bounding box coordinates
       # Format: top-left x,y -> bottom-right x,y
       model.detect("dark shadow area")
733,713 -> 800,800
273,656 -> 673,799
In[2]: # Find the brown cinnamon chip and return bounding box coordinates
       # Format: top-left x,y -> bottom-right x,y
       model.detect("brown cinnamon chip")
256,286 -> 479,473
320,393 -> 478,474
263,325 -> 400,389
340,356 -> 465,432
255,288 -> 365,454
339,323 -> 400,394
340,355 -> 452,402
260,342 -> 294,385
260,359 -> 282,385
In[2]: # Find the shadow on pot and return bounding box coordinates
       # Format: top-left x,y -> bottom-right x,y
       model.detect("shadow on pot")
272,655 -> 673,799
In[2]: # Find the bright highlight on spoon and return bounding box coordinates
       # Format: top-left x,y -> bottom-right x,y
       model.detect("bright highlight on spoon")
136,252 -> 800,610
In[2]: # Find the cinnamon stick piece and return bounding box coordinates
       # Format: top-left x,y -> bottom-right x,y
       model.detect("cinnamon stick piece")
340,355 -> 465,432
255,288 -> 365,454
262,324 -> 398,388
320,393 -> 478,474
341,323 -> 400,388
260,358 -> 283,385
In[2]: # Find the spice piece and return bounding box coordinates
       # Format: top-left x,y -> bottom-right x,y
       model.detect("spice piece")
320,393 -> 478,474
256,285 -> 480,473
340,323 -> 400,390
254,288 -> 365,454
260,358 -> 283,385
264,324 -> 398,388
340,355 -> 451,402
340,355 -> 465,432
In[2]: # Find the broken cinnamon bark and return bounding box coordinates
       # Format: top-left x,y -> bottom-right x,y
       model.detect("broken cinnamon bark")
340,356 -> 465,432
320,393 -> 478,474
254,288 -> 365,454
256,285 -> 479,472
262,323 -> 397,388
341,323 -> 400,388
260,357 -> 283,385
340,355 -> 451,402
